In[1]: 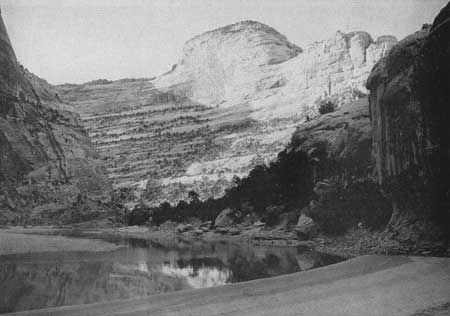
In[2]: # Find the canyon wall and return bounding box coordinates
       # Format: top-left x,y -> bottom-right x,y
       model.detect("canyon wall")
277,98 -> 392,234
156,21 -> 397,120
0,10 -> 113,224
58,21 -> 396,206
289,99 -> 372,183
366,3 -> 449,250
202,4 -> 448,251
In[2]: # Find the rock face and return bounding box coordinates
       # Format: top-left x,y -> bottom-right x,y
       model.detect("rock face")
214,208 -> 235,228
0,10 -> 113,224
156,21 -> 302,105
57,21 -> 396,205
295,214 -> 317,240
366,3 -> 450,249
156,23 -> 397,119
289,98 -> 372,182
284,99 -> 391,234
176,223 -> 194,233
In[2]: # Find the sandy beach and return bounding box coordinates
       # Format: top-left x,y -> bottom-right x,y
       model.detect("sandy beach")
0,229 -> 120,256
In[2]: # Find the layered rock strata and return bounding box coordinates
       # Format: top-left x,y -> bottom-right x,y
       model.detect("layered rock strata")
58,21 -> 396,205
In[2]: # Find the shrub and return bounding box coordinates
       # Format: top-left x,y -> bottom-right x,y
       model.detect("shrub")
306,180 -> 392,235
127,206 -> 150,226
262,205 -> 285,226
128,149 -> 314,227
318,100 -> 336,115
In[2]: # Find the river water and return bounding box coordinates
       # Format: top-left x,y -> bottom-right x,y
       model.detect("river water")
0,233 -> 344,313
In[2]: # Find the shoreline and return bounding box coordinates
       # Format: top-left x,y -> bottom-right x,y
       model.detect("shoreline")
2,221 -> 448,259
0,224 -> 411,259
0,229 -> 121,256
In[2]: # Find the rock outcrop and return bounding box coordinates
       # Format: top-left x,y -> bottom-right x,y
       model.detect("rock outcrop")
57,21 -> 396,205
156,23 -> 397,119
0,10 -> 113,224
295,214 -> 317,240
366,3 -> 450,251
285,99 -> 391,234
214,208 -> 235,228
156,21 -> 302,105
289,98 -> 372,182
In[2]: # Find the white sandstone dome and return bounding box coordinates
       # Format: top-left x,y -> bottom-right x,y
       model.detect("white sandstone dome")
156,20 -> 302,104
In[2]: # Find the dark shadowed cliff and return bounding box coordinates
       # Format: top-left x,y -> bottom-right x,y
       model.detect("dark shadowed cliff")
0,9 -> 114,224
366,2 -> 450,251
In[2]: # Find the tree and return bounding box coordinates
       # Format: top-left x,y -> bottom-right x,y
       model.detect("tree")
318,99 -> 336,114
232,175 -> 242,186
188,190 -> 200,204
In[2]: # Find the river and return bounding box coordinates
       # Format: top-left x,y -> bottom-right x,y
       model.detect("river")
0,232 -> 344,313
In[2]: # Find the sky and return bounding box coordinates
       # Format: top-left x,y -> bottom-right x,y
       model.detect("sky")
1,0 -> 447,84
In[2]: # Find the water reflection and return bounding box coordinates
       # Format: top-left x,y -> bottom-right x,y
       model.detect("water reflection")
0,236 -> 344,314
160,259 -> 231,288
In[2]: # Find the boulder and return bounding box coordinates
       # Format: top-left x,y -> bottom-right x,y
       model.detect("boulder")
176,224 -> 194,233
192,229 -> 204,236
199,221 -> 212,229
214,227 -> 229,234
278,211 -> 299,230
254,220 -> 265,227
214,227 -> 241,235
228,228 -> 241,236
295,214 -> 317,240
214,208 -> 235,228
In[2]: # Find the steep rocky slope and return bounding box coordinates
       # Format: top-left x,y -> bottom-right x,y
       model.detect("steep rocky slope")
0,10 -> 113,224
58,21 -> 396,205
284,98 -> 392,235
289,98 -> 372,182
366,2 -> 450,252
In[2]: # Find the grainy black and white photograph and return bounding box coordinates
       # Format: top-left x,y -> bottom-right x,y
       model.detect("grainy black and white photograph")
0,0 -> 449,315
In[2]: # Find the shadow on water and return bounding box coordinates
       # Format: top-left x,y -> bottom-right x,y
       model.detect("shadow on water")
0,233 -> 344,314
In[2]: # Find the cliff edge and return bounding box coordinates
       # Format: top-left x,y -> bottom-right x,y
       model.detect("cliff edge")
0,9 -> 114,224
367,2 -> 450,252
